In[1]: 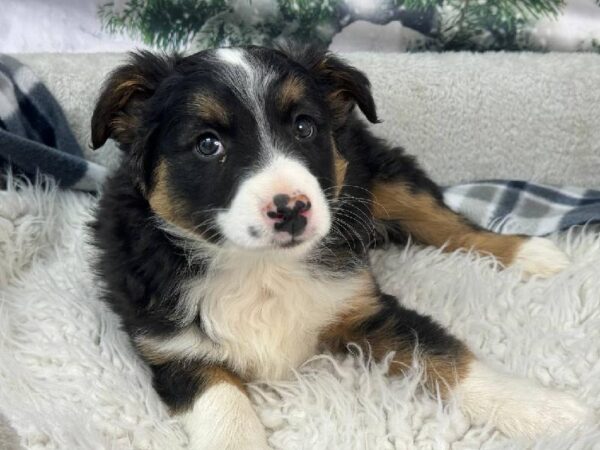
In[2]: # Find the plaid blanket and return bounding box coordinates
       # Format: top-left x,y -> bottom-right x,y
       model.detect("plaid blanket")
444,180 -> 600,236
0,55 -> 106,191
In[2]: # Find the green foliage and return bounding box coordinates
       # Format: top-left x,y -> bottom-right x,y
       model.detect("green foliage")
98,0 -> 568,52
98,0 -> 229,50
278,0 -> 343,45
396,0 -> 442,11
437,0 -> 565,51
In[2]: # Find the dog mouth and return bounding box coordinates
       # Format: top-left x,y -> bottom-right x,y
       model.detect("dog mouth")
266,226 -> 312,249
274,237 -> 305,249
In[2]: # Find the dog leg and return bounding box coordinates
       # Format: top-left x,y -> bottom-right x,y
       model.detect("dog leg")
320,293 -> 592,439
458,359 -> 592,439
370,180 -> 569,277
151,361 -> 270,450
332,131 -> 569,278
371,180 -> 569,277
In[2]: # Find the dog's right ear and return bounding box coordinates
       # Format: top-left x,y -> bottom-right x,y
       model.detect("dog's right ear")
280,44 -> 379,127
91,51 -> 178,150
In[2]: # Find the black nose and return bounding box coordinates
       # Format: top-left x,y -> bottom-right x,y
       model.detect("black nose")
267,194 -> 311,236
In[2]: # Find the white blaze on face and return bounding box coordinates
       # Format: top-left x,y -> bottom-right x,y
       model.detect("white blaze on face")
217,155 -> 331,250
214,47 -> 276,161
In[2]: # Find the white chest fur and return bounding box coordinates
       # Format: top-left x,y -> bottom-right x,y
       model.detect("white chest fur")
180,249 -> 364,380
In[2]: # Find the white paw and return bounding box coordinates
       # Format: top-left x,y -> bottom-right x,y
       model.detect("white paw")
181,383 -> 271,450
512,237 -> 570,278
492,386 -> 593,439
460,361 -> 594,440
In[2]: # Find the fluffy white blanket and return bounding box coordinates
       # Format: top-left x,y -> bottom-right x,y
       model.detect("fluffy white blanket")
1,180 -> 599,449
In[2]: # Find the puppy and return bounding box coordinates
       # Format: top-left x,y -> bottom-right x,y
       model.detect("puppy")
90,46 -> 588,449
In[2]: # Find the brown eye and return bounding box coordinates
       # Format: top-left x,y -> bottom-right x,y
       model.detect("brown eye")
293,115 -> 315,140
195,133 -> 223,157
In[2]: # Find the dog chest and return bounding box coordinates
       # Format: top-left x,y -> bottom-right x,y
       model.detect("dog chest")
188,254 -> 364,380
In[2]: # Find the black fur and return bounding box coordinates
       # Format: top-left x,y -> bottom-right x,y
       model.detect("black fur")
90,166 -> 204,336
362,293 -> 465,361
151,360 -> 211,414
91,45 -> 471,414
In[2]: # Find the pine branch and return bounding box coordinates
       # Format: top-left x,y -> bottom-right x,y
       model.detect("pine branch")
440,0 -> 565,51
453,0 -> 470,36
99,0 -> 230,50
98,0 -> 570,52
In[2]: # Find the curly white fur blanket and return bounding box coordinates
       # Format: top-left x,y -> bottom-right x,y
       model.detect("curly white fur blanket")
0,179 -> 599,449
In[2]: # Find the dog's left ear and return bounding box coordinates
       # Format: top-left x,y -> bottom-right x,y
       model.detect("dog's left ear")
91,51 -> 180,193
288,46 -> 379,127
91,51 -> 180,151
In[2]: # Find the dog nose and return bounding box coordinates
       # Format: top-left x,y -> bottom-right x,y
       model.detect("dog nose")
266,193 -> 311,236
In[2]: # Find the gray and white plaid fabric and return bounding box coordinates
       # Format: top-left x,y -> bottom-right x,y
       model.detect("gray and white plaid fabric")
444,180 -> 600,236
0,55 -> 106,191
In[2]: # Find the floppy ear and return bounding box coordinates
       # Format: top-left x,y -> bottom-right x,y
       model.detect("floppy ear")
91,51 -> 179,150
287,46 -> 379,127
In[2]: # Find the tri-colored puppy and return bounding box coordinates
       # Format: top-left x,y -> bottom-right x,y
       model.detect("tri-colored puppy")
90,46 -> 590,449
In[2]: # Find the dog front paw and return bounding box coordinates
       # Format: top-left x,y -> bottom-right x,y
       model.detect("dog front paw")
493,386 -> 594,439
180,382 -> 272,450
512,237 -> 570,278
460,361 -> 594,440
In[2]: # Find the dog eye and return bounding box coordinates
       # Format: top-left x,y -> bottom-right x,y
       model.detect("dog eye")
293,115 -> 315,140
195,133 -> 224,157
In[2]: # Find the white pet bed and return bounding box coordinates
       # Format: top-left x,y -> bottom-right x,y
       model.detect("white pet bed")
0,179 -> 599,449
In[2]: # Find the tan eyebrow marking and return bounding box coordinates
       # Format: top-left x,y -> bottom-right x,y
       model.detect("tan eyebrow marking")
191,93 -> 229,126
277,76 -> 305,110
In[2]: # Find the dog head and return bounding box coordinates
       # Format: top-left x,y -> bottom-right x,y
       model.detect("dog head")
91,46 -> 378,253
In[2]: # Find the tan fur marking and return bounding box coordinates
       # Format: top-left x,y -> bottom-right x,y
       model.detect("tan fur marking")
135,334 -> 179,366
97,77 -> 147,145
137,348 -> 169,366
420,351 -> 474,397
148,160 -> 194,231
319,271 -> 381,352
135,333 -> 246,395
314,57 -> 357,123
114,77 -> 145,100
380,346 -> 474,397
332,139 -> 348,199
371,181 -> 526,265
324,314 -> 473,397
327,90 -> 352,124
277,76 -> 305,110
192,93 -> 229,125
177,365 -> 247,414
206,366 -> 246,393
